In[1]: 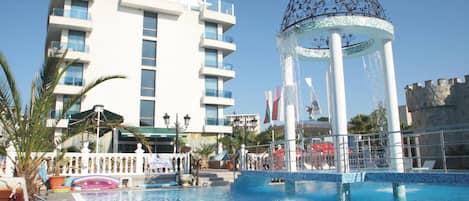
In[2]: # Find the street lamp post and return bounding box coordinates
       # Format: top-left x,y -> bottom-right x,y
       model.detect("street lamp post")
233,116 -> 258,146
163,113 -> 190,153
233,115 -> 258,170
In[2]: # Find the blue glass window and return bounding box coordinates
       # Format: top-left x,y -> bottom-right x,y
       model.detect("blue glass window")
205,22 -> 218,40
142,40 -> 156,66
62,63 -> 83,86
68,30 -> 86,52
206,105 -> 218,125
143,12 -> 157,37
141,70 -> 155,97
63,95 -> 81,117
205,76 -> 218,97
205,49 -> 217,67
140,100 -> 155,127
71,0 -> 88,20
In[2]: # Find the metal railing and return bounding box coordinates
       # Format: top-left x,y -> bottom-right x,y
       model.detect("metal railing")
205,89 -> 232,98
51,8 -> 91,20
203,32 -> 234,43
242,127 -> 469,173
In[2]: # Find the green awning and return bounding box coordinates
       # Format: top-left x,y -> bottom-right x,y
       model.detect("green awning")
118,127 -> 187,138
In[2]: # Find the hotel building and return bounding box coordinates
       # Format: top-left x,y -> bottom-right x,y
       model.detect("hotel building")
45,0 -> 236,153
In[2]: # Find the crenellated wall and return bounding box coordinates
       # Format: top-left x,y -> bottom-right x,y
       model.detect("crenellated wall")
405,75 -> 469,169
405,75 -> 469,128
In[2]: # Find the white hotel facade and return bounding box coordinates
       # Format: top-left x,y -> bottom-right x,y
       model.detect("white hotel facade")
46,0 -> 236,153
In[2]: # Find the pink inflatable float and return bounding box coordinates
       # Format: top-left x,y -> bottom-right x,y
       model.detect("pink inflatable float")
72,176 -> 119,190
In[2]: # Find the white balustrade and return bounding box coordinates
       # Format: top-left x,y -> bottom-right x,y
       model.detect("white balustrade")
3,146 -> 191,177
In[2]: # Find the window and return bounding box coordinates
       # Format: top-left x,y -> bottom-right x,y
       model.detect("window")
68,30 -> 86,52
71,0 -> 88,20
206,105 -> 218,125
143,12 -> 157,37
142,40 -> 156,66
205,76 -> 218,97
205,49 -> 217,67
141,70 -> 155,96
63,95 -> 81,117
62,63 -> 83,86
205,22 -> 217,40
140,100 -> 155,127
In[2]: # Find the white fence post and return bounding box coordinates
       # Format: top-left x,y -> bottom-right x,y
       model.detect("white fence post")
135,143 -> 145,174
5,144 -> 15,177
81,142 -> 90,175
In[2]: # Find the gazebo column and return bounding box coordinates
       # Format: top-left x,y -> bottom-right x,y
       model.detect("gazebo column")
381,40 -> 404,172
329,30 -> 349,173
282,54 -> 297,172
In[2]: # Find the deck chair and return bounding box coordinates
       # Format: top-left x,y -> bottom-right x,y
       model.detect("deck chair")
208,150 -> 228,169
412,160 -> 435,171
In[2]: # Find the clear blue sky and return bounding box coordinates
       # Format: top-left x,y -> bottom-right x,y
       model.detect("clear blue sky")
1,1 -> 468,130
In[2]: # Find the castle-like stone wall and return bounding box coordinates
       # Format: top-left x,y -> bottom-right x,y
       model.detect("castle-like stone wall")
405,75 -> 469,169
405,75 -> 469,128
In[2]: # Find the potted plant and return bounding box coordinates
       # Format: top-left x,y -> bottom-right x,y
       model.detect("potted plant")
48,149 -> 70,189
194,143 -> 215,170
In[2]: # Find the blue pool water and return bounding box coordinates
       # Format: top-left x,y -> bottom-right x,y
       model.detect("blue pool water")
77,181 -> 469,201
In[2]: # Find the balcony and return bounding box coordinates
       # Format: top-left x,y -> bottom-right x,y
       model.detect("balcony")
120,0 -> 184,16
201,89 -> 234,106
49,8 -> 92,32
200,33 -> 236,56
46,110 -> 77,128
48,41 -> 90,62
200,0 -> 236,30
203,118 -> 232,133
54,76 -> 84,95
200,62 -> 235,80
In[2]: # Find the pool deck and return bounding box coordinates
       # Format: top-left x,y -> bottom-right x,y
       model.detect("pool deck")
240,170 -> 469,185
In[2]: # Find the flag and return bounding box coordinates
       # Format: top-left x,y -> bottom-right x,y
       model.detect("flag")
272,86 -> 282,120
305,77 -> 321,116
263,91 -> 272,124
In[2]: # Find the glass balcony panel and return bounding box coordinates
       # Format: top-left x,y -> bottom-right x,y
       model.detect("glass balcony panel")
205,89 -> 232,98
52,8 -> 91,20
206,118 -> 231,126
50,41 -> 89,53
204,0 -> 234,15
60,77 -> 83,86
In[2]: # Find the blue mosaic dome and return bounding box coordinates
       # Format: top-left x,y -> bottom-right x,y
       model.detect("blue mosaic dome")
281,0 -> 388,33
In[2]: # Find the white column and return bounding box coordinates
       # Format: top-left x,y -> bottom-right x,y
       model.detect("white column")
282,54 -> 297,172
381,40 -> 404,172
81,142 -> 90,175
329,30 -> 349,173
135,143 -> 145,174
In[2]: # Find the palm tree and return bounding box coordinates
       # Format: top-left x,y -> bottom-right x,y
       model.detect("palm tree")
0,50 -> 140,198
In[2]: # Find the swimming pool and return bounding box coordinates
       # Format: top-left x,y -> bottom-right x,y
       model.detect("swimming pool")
75,181 -> 469,201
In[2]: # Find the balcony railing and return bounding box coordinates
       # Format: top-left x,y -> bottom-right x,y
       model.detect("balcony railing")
50,41 -> 89,53
51,8 -> 91,20
206,118 -> 231,126
205,62 -> 233,70
49,110 -> 80,119
203,0 -> 234,15
203,33 -> 234,43
59,77 -> 84,86
205,89 -> 232,98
